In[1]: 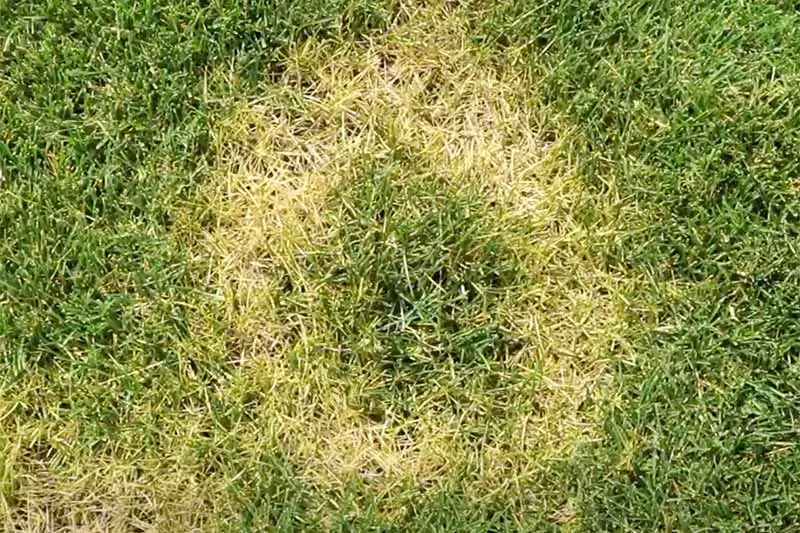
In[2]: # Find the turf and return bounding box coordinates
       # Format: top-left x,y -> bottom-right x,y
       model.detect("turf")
475,0 -> 800,529
2,0 -> 800,530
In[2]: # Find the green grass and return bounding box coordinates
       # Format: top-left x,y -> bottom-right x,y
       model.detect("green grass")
302,169 -> 525,377
476,0 -> 800,529
3,0 -> 800,530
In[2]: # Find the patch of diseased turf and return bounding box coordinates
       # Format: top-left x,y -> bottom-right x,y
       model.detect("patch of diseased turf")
205,3 -> 631,525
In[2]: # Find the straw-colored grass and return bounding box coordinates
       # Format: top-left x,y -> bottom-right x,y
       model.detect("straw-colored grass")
204,1 -> 631,523
1,2 -> 632,529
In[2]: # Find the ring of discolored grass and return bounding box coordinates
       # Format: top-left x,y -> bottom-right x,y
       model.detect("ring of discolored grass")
204,2 -> 631,525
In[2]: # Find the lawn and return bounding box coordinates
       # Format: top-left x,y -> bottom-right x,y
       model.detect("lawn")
2,0 -> 800,530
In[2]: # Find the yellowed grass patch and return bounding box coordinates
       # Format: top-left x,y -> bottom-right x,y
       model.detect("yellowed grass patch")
1,3 -> 633,529
1,376 -> 236,532
205,1 -> 631,518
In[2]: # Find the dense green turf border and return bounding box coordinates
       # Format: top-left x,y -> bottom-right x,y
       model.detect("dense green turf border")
476,0 -> 800,529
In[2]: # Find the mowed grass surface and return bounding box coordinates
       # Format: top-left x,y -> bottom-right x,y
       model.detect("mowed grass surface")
476,1 -> 800,529
2,0 -> 800,530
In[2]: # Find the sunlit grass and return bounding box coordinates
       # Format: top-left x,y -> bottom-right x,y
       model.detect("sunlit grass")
6,0 -> 799,529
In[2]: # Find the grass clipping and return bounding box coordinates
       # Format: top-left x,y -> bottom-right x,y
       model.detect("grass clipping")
208,2 -> 628,514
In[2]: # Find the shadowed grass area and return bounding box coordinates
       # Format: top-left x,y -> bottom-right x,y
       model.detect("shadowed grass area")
295,170 -> 526,381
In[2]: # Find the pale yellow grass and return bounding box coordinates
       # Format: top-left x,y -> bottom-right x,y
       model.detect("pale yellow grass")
206,0 -> 631,519
1,373 -> 237,532
1,3 -> 631,528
